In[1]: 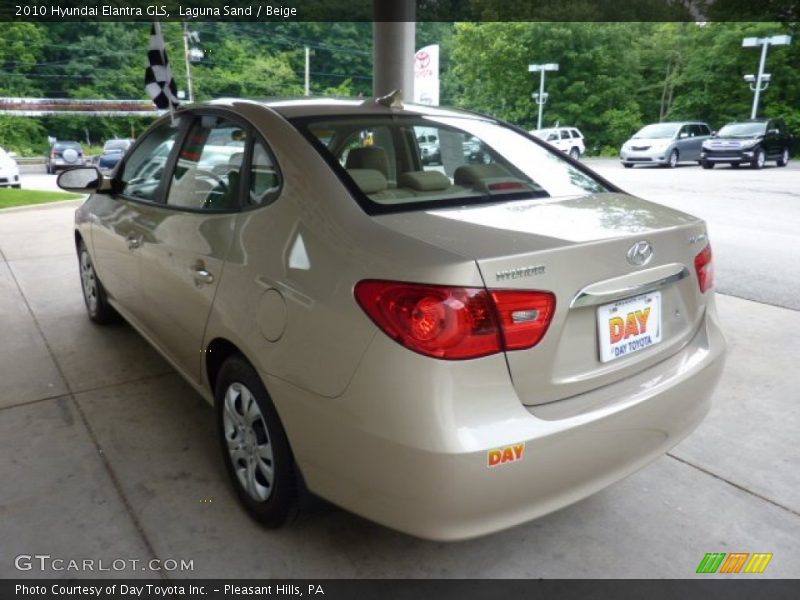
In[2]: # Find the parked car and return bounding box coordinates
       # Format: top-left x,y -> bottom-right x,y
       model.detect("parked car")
95,138 -> 135,174
700,118 -> 791,169
531,127 -> 586,159
0,145 -> 21,188
59,98 -> 725,541
620,122 -> 712,168
416,131 -> 441,165
46,141 -> 85,174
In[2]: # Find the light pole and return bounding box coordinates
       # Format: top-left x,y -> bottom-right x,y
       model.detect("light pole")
528,63 -> 559,131
742,35 -> 791,119
182,23 -> 203,103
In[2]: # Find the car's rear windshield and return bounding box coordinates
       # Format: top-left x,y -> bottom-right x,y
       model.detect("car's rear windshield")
718,122 -> 767,137
633,124 -> 679,139
104,140 -> 130,151
292,114 -> 608,214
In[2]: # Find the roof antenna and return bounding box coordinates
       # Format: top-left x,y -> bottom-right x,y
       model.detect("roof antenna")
375,89 -> 404,109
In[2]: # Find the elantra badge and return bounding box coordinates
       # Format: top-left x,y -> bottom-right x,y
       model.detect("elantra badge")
627,240 -> 654,266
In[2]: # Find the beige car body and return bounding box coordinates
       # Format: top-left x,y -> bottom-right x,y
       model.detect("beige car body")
70,98 -> 726,540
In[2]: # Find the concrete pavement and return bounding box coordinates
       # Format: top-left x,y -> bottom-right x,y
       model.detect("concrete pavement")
1,199 -> 798,578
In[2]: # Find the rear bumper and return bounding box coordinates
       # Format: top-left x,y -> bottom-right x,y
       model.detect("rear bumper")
269,303 -> 726,541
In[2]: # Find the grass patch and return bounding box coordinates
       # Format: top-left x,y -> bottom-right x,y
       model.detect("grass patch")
0,188 -> 84,209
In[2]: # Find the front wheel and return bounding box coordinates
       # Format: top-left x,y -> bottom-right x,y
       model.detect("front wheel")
666,149 -> 679,168
78,240 -> 119,324
701,161 -> 715,169
777,147 -> 790,167
751,149 -> 765,169
217,355 -> 298,528
622,163 -> 633,169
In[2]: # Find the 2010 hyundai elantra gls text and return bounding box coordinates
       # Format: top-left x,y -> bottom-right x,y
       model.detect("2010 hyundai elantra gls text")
59,96 -> 726,541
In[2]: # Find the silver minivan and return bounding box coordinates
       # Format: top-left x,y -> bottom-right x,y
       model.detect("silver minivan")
620,122 -> 712,168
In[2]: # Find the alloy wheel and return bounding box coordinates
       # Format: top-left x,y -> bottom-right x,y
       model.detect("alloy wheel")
80,250 -> 98,314
223,382 -> 275,502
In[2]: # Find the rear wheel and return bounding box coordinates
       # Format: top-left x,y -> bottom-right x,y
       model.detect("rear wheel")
622,163 -> 633,169
77,240 -> 119,324
701,161 -> 714,169
217,355 -> 298,528
569,147 -> 580,160
751,149 -> 765,169
777,147 -> 790,167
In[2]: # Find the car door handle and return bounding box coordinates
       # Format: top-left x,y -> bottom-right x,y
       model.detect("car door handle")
191,265 -> 214,285
126,235 -> 142,250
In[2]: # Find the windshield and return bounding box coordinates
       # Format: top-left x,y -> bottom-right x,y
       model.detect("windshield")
717,122 -> 767,137
294,115 -> 607,213
633,124 -> 679,139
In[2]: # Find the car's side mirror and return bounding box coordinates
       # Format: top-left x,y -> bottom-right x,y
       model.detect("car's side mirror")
711,131 -> 717,137
57,167 -> 110,193
768,128 -> 780,135
678,132 -> 688,139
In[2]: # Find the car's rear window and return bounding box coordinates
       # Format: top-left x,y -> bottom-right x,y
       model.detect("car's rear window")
293,115 -> 607,214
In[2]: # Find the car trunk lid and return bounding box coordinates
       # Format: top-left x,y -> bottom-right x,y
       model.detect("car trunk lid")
373,192 -> 711,406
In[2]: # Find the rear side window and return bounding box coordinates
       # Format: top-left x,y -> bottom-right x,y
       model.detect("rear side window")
570,129 -> 582,138
120,122 -> 180,202
248,139 -> 281,206
559,130 -> 570,140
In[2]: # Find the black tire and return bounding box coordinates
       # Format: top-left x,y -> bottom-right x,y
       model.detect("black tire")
701,161 -> 714,169
216,355 -> 298,528
731,163 -> 740,169
77,240 -> 119,324
622,163 -> 633,169
12,183 -> 21,188
46,164 -> 52,175
777,147 -> 790,167
569,147 -> 580,160
666,149 -> 679,168
751,148 -> 765,170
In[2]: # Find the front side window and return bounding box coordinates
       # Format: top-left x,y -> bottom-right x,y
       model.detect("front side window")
166,116 -> 246,211
120,122 -> 180,201
297,115 -> 608,213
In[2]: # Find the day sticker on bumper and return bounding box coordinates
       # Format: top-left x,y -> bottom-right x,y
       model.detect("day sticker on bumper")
487,443 -> 525,467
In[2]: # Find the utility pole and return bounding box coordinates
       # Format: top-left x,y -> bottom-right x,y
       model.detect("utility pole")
528,63 -> 559,131
304,46 -> 310,96
742,35 -> 791,119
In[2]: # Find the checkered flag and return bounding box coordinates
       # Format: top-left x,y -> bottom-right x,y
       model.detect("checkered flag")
144,23 -> 180,110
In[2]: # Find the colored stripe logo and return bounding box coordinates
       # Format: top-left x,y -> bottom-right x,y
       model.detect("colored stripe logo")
696,552 -> 773,574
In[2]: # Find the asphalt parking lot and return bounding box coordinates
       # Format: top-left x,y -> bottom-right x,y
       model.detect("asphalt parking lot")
1,163 -> 799,579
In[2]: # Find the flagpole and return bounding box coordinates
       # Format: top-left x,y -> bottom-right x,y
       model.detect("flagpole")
153,21 -> 177,126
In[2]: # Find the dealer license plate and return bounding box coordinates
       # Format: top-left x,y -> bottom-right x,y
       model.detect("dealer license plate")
597,292 -> 662,363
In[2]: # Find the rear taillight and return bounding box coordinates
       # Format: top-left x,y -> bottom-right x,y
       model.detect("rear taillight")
694,244 -> 714,293
51,151 -> 59,158
354,280 -> 555,360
